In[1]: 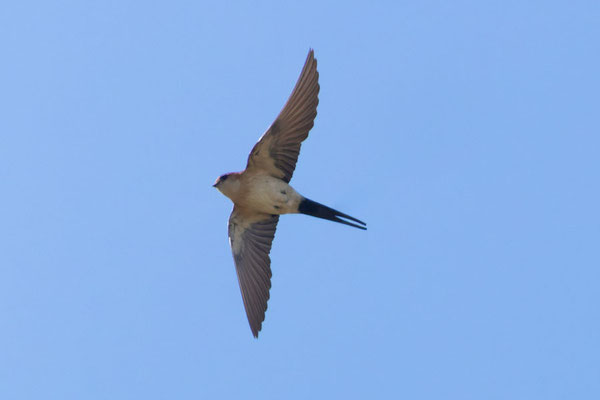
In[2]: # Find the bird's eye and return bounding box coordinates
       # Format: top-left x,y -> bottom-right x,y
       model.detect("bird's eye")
220,174 -> 228,181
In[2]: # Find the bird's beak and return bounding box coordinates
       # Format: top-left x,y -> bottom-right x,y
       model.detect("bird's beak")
212,183 -> 217,188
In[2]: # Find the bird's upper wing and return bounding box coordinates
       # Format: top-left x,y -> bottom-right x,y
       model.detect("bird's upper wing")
228,206 -> 279,337
246,49 -> 320,183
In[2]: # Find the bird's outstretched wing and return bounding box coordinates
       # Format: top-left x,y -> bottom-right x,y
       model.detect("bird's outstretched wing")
228,207 -> 279,337
246,49 -> 320,183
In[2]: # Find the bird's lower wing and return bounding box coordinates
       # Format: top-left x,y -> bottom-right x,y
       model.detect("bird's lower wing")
228,207 -> 279,337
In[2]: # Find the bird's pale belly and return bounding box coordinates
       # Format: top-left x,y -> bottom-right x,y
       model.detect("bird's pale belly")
241,175 -> 302,215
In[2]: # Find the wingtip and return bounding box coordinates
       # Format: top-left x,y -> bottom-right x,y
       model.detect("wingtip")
251,325 -> 261,338
248,313 -> 265,339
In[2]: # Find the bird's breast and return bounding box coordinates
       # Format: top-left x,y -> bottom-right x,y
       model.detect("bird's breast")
239,175 -> 302,215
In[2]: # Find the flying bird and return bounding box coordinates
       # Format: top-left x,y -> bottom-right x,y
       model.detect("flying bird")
214,49 -> 366,337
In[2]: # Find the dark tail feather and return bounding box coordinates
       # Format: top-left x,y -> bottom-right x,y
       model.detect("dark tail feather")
298,198 -> 367,230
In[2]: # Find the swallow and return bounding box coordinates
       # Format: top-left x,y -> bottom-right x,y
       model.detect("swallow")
214,49 -> 366,338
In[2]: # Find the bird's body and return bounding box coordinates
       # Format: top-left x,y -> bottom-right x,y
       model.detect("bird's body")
214,50 -> 366,337
217,173 -> 302,215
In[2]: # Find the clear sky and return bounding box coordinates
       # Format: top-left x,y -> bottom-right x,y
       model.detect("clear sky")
1,1 -> 599,399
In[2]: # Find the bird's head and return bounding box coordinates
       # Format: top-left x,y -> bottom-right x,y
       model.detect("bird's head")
213,173 -> 230,188
213,172 -> 241,199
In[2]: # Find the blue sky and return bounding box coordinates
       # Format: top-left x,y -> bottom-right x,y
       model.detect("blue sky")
1,1 -> 599,398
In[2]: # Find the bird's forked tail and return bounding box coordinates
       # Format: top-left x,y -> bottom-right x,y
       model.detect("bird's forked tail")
298,197 -> 367,230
